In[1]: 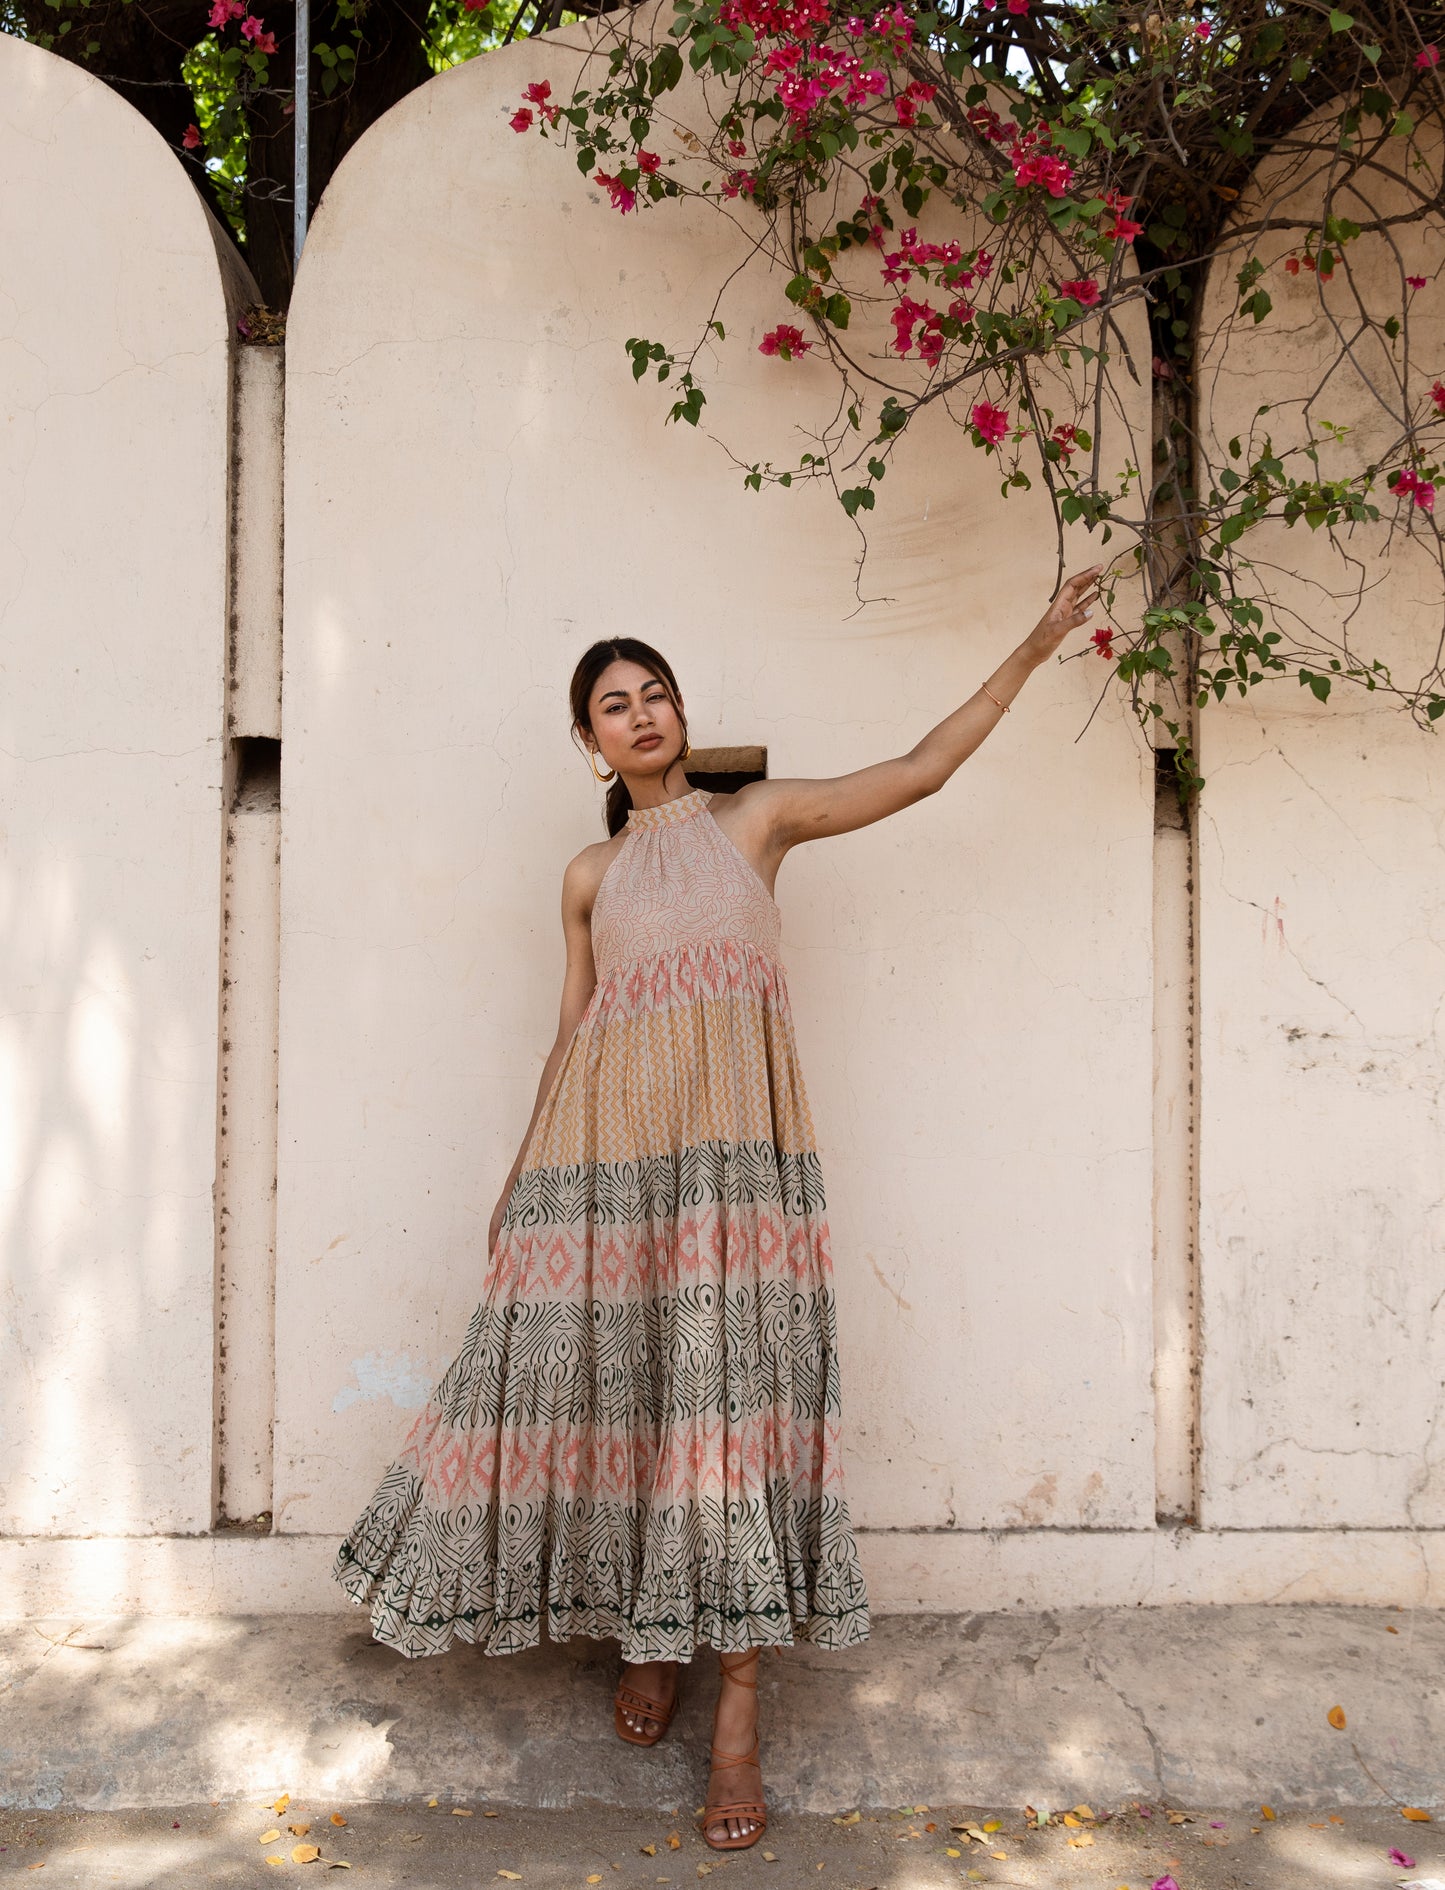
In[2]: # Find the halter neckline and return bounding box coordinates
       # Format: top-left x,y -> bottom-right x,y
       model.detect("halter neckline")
625,786 -> 712,832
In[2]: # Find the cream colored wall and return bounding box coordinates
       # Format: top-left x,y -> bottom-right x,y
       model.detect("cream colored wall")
1195,126 -> 1445,1532
271,8 -> 1157,1551
0,35 -> 239,1535
3,17 -> 1445,1618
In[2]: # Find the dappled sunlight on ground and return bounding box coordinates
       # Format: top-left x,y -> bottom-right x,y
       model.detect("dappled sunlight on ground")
4,1797 -> 1443,1889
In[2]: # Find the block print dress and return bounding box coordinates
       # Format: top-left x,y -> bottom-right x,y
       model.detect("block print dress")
332,786 -> 870,1662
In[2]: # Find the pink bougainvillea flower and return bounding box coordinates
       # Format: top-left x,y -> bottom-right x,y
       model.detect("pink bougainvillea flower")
1058,277 -> 1101,306
970,401 -> 1009,445
464,0 -> 489,10
1102,186 -> 1144,241
1091,624 -> 1115,657
1284,256 -> 1301,275
594,170 -> 637,213
1391,466 -> 1436,510
1429,380 -> 1445,414
1151,1878 -> 1181,1890
727,138 -> 748,156
759,322 -> 812,359
894,79 -> 937,128
636,149 -> 661,174
207,0 -> 247,23
1194,19 -> 1212,38
239,14 -> 277,50
1416,44 -> 1440,69
182,122 -> 202,149
1051,422 -> 1079,461
1408,275 -> 1428,290
521,79 -> 560,123
1013,147 -> 1075,196
722,168 -> 758,198
1389,1850 -> 1416,1869
1006,0 -> 1030,13
510,107 -> 533,132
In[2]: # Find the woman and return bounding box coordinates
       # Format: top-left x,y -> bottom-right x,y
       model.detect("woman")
333,564 -> 1103,1849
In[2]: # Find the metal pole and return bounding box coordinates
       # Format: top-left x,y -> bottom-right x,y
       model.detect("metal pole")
294,0 -> 310,270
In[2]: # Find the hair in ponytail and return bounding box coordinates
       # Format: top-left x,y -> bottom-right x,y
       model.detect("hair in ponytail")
569,638 -> 689,837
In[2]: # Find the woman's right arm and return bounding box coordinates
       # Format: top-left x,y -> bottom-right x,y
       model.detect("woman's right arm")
486,848 -> 601,1257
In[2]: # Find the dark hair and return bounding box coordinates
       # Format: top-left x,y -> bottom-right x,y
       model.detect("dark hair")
569,637 -> 689,836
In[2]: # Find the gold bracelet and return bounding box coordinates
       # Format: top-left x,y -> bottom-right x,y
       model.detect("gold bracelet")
982,683 -> 1010,713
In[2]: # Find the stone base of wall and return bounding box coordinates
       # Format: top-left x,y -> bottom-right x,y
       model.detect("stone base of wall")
4,1529 -> 1442,1619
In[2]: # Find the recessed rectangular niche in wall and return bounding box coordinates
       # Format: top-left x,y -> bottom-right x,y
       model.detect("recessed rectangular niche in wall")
688,745 -> 766,795
231,735 -> 281,813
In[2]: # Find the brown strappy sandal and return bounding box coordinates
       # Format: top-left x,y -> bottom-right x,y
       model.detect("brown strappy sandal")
613,1662 -> 681,1747
702,1650 -> 766,1851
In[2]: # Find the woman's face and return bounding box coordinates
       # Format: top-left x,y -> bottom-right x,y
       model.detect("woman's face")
584,659 -> 686,778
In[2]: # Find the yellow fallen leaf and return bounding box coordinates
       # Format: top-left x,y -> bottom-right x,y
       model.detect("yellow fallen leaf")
1261,1805 -> 1276,1820
289,1824 -> 312,1836
641,1844 -> 657,1857
485,1811 -> 501,1818
761,1853 -> 777,1863
982,1820 -> 1001,1833
330,1815 -> 348,1828
1063,1813 -> 1081,1828
588,1876 -> 603,1883
327,1864 -> 351,1872
832,1812 -> 861,1826
259,1831 -> 281,1845
1072,1804 -> 1095,1820
1327,1705 -> 1347,1730
427,1797 -> 439,1809
453,1808 -> 474,1817
1402,1807 -> 1433,1822
292,1845 -> 322,1864
945,1848 -> 961,1859
667,1835 -> 682,1850
698,1870 -> 711,1881
1387,1623 -> 1399,1633
265,1859 -> 285,1869
1328,1814 -> 1344,1824
1067,1832 -> 1095,1847
273,1795 -> 292,1816
498,1873 -> 524,1881
990,1853 -> 1009,1862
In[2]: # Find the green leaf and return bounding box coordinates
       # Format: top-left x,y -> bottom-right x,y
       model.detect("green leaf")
840,486 -> 875,516
824,291 -> 851,329
1327,8 -> 1353,31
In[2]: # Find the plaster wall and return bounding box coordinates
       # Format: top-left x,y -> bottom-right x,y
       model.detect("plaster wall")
0,35 -> 241,1537
1195,127 -> 1445,1530
3,18 -> 1445,1619
272,4 -> 1157,1556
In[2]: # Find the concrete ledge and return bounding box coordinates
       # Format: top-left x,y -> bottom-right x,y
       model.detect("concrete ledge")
1,1606 -> 1441,1814
3,1529 -> 1445,1617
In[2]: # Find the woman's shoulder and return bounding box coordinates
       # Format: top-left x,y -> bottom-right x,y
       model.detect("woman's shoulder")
562,831 -> 627,913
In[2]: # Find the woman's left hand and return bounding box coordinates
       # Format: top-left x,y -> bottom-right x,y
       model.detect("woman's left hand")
1023,564 -> 1105,662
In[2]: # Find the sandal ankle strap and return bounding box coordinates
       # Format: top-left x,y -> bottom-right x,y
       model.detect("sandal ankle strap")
718,1652 -> 760,1687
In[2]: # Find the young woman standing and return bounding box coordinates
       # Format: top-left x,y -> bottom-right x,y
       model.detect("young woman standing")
334,565 -> 1103,1849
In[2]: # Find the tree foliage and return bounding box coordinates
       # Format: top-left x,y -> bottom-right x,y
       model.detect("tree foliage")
511,0 -> 1445,791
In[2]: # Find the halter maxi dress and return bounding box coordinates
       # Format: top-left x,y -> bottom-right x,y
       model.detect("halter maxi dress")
332,786 -> 870,1662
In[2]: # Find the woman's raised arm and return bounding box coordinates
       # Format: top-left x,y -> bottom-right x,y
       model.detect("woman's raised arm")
743,565 -> 1102,852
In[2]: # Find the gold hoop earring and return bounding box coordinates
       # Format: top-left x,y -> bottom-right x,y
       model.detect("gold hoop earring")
587,747 -> 616,785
